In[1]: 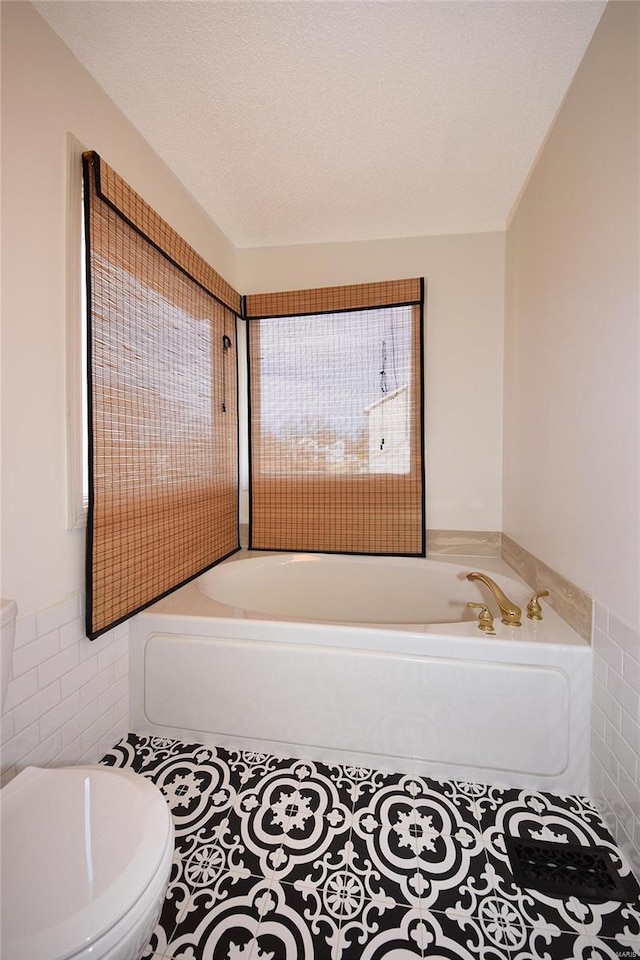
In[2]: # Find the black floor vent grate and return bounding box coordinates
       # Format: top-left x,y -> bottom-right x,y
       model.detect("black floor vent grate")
505,835 -> 640,903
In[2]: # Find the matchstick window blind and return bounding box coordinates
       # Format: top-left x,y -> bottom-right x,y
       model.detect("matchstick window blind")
245,279 -> 425,555
83,152 -> 240,639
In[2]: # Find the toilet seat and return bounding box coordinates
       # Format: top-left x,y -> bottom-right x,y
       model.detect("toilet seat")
1,764 -> 174,960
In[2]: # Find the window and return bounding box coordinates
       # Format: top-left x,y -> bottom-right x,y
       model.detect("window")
246,279 -> 425,555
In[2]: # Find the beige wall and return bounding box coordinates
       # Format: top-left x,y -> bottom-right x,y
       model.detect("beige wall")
504,0 -> 639,633
1,2 -> 237,618
237,232 -> 505,532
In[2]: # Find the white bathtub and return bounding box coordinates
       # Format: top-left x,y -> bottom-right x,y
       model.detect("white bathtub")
195,554 -> 502,624
129,553 -> 593,793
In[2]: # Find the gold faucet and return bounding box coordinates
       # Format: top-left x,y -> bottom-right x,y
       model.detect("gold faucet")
527,591 -> 549,620
467,602 -> 496,635
466,572 -> 522,626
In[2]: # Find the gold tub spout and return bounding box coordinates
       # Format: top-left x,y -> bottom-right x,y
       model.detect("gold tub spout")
466,572 -> 522,627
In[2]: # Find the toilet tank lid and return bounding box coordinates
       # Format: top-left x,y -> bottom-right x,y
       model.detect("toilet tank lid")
1,764 -> 174,960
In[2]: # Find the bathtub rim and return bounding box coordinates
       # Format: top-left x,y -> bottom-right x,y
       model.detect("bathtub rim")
142,551 -> 589,648
193,552 -> 529,626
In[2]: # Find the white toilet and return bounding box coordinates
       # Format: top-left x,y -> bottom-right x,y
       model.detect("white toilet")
0,601 -> 174,960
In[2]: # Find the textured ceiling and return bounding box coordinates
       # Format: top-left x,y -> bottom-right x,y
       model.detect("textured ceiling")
36,1 -> 605,248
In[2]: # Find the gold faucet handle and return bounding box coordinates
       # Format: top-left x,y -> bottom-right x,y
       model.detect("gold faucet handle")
527,591 -> 550,620
467,602 -> 496,634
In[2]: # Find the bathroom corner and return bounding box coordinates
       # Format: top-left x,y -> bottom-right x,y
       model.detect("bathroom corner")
502,0 -> 640,877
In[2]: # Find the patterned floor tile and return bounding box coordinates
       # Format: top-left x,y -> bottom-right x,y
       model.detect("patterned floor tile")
419,908 -> 512,959
582,897 -> 640,943
182,832 -> 255,887
262,755 -> 360,817
476,788 -> 549,838
504,927 -> 601,959
139,849 -> 194,958
217,748 -> 294,793
263,880 -> 429,960
163,875 -> 274,959
348,822 -> 426,908
348,818 -> 489,915
355,908 -> 472,959
424,778 -> 489,829
139,745 -> 241,856
468,894 -> 530,954
283,833 -> 396,913
351,772 -> 481,834
475,785 -> 615,848
339,902 -> 427,959
328,764 -> 395,808
184,808 -> 286,884
349,781 -> 488,913
226,757 -> 355,884
439,895 -> 603,957
97,736 -> 640,960
413,832 -> 490,915
100,731 -> 171,772
542,794 -> 617,846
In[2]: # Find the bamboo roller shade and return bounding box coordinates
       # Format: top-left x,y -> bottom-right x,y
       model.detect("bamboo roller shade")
247,280 -> 425,556
93,153 -> 241,314
244,277 -> 422,318
83,152 -> 240,639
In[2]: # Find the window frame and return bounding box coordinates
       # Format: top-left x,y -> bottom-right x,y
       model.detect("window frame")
65,133 -> 88,530
245,281 -> 425,556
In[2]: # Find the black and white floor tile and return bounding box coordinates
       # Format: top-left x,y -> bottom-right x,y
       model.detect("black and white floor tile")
100,734 -> 640,959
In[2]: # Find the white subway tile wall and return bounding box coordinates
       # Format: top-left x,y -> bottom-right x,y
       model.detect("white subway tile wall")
591,600 -> 640,879
0,594 -> 129,785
